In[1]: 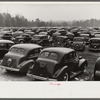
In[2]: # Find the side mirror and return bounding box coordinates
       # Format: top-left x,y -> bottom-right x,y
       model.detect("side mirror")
79,56 -> 82,59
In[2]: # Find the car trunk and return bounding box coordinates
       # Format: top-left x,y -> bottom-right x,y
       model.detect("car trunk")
2,52 -> 25,69
31,58 -> 58,78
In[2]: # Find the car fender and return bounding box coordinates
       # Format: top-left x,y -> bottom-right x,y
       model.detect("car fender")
18,59 -> 34,72
78,58 -> 87,68
94,57 -> 100,72
53,66 -> 69,78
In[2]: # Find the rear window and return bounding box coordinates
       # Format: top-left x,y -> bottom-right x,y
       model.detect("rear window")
10,47 -> 25,54
49,52 -> 58,60
40,51 -> 58,60
73,38 -> 83,42
40,51 -> 49,57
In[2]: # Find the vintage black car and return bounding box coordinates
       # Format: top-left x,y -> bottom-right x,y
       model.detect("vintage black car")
0,40 -> 14,59
89,38 -> 100,51
13,34 -> 32,44
27,47 -> 87,81
93,57 -> 100,80
0,44 -> 42,73
71,37 -> 85,51
80,34 -> 90,45
53,36 -> 71,47
31,35 -> 52,46
66,32 -> 74,41
0,31 -> 12,40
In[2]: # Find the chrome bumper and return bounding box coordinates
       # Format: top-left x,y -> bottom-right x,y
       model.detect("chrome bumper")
27,73 -> 57,81
0,65 -> 20,71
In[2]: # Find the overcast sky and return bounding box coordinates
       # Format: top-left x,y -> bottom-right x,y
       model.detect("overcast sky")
0,2 -> 100,21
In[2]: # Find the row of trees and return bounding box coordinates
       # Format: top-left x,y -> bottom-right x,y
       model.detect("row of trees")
0,13 -> 100,28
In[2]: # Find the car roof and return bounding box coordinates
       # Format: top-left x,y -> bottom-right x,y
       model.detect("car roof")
11,43 -> 42,50
34,35 -> 47,37
90,38 -> 100,40
41,47 -> 74,55
0,40 -> 14,44
74,37 -> 84,39
56,36 -> 68,38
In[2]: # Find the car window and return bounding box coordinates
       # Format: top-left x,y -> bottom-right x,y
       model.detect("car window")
40,51 -> 49,58
29,49 -> 41,58
90,40 -> 100,43
10,47 -> 25,54
64,52 -> 77,62
49,52 -> 58,60
73,38 -> 83,42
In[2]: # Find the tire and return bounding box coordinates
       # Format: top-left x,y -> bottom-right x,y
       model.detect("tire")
57,72 -> 69,81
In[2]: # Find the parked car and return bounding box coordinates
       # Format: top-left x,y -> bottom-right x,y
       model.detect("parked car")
89,38 -> 100,51
80,34 -> 90,44
0,40 -> 14,59
0,31 -> 12,40
0,44 -> 42,73
71,37 -> 85,51
27,47 -> 87,81
31,35 -> 52,46
13,34 -> 32,44
53,36 -> 71,47
66,32 -> 74,41
94,32 -> 100,38
93,57 -> 100,80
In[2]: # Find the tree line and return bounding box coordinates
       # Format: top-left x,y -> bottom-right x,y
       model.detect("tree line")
0,13 -> 100,28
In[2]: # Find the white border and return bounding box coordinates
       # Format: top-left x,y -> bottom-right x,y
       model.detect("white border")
0,2 -> 100,98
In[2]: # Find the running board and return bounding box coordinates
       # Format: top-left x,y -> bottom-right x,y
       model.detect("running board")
70,71 -> 83,80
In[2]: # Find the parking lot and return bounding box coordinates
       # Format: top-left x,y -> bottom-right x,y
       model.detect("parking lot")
0,45 -> 98,81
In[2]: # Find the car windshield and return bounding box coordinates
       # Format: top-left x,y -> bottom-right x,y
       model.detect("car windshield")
90,39 -> 100,44
10,47 -> 25,54
73,38 -> 83,42
56,37 -> 64,41
33,36 -> 41,39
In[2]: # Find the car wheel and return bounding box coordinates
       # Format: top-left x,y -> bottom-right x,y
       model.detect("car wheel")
58,72 -> 69,81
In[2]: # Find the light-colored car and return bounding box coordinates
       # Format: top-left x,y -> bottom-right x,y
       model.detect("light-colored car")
0,44 -> 42,73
